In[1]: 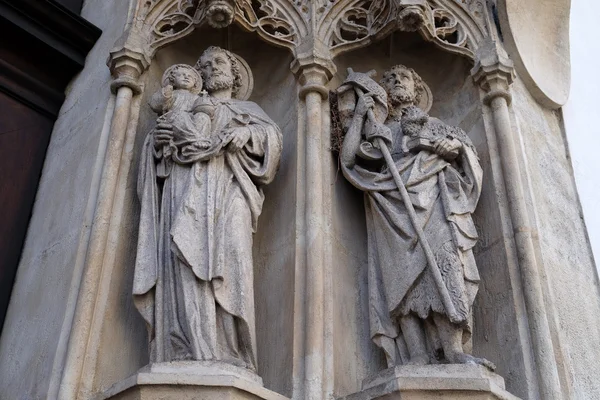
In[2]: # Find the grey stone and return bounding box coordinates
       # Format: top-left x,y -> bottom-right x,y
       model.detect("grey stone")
340,364 -> 520,400
337,64 -> 493,370
134,46 -> 282,371
99,361 -> 289,400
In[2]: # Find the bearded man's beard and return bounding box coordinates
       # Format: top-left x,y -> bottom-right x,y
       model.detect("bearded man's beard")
388,87 -> 415,106
205,73 -> 234,91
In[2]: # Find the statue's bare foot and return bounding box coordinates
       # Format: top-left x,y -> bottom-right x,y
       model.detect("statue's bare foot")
406,353 -> 430,365
447,352 -> 496,371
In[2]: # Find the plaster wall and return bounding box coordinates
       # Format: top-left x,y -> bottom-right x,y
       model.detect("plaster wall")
0,1 -> 133,399
562,0 -> 600,272
512,78 -> 600,399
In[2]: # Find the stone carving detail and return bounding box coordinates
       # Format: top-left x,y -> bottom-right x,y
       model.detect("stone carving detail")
395,0 -> 488,59
118,0 -> 489,75
206,0 -> 236,28
334,65 -> 494,370
134,47 -> 282,368
234,0 -> 488,61
325,0 -> 395,54
137,0 -> 206,50
235,0 -> 306,50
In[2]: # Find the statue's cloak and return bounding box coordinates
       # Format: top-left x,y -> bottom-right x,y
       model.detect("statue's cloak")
134,98 -> 282,363
341,118 -> 483,361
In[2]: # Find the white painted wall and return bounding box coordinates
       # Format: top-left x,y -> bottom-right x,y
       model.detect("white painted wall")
563,0 -> 600,270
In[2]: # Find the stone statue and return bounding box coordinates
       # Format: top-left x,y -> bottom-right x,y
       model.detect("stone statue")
134,46 -> 283,371
336,65 -> 494,370
148,63 -> 213,175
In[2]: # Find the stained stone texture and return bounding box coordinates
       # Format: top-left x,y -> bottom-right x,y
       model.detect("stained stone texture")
510,78 -> 600,399
101,362 -> 289,400
0,1 -> 599,400
340,365 -> 520,400
328,33 -> 530,399
0,1 -> 136,399
134,48 -> 282,370
89,26 -> 298,397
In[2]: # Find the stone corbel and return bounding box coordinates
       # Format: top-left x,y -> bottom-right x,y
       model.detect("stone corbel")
472,39 -> 563,400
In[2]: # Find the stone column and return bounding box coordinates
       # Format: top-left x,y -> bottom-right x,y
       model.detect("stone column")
291,53 -> 335,400
472,40 -> 563,400
58,46 -> 148,400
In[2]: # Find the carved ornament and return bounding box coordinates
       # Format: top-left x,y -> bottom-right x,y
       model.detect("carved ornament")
110,0 -> 492,78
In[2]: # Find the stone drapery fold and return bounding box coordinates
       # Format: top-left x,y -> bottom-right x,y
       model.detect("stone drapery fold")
133,98 -> 282,365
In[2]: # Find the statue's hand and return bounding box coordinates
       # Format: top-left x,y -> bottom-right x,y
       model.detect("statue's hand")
355,93 -> 375,117
162,84 -> 174,98
433,137 -> 462,158
224,126 -> 251,152
154,121 -> 174,150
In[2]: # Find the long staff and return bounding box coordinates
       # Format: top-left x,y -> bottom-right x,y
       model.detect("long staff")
353,83 -> 460,323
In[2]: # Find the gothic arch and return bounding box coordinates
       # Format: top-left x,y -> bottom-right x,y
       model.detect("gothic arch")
112,0 -> 495,76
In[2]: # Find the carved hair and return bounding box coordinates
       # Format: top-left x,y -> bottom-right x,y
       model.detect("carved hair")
161,64 -> 203,94
165,64 -> 200,84
379,64 -> 425,105
196,46 -> 243,97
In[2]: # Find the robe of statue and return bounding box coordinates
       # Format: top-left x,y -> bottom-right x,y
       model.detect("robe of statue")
342,117 -> 483,363
134,98 -> 282,369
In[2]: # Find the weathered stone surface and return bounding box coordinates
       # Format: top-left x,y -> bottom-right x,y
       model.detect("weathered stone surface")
341,365 -> 520,400
336,63 -> 492,371
100,361 -> 289,400
1,1 -> 599,400
135,46 -> 282,369
0,1 -> 134,399
498,0 -> 571,108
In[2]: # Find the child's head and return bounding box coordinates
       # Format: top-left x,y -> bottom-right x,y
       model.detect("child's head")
162,64 -> 203,93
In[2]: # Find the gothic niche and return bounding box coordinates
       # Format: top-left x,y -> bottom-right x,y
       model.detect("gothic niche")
135,47 -> 282,372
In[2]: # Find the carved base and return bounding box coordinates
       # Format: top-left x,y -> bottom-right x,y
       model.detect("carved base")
100,361 -> 289,400
339,365 -> 521,400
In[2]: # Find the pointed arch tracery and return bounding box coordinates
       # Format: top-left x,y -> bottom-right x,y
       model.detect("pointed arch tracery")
117,0 -> 492,73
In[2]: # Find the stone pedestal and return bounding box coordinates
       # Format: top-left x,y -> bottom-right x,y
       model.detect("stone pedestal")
340,365 -> 521,400
99,361 -> 289,400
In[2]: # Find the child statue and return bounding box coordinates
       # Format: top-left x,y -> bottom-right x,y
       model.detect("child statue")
149,63 -> 215,175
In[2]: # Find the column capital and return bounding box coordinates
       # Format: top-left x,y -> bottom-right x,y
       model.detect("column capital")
107,29 -> 151,95
471,39 -> 516,105
291,37 -> 335,100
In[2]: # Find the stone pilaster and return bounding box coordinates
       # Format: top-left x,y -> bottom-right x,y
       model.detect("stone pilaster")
472,39 -> 563,400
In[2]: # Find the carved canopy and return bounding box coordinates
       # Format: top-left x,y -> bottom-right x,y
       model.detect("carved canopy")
112,0 -> 493,76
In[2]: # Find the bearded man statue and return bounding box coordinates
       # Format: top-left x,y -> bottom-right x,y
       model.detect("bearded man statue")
134,46 -> 282,371
339,64 -> 493,370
